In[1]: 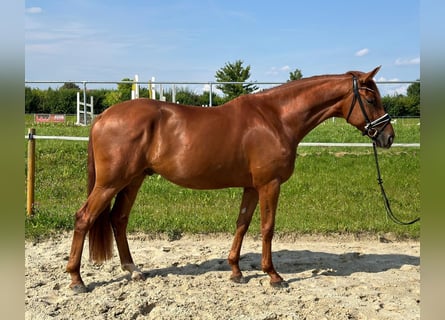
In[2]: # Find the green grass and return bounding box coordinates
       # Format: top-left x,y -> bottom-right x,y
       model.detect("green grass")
25,115 -> 420,240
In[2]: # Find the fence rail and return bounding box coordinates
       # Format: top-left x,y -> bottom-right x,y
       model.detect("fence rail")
25,135 -> 89,141
24,133 -> 420,147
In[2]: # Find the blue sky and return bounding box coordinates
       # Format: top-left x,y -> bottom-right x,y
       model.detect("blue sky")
25,0 -> 419,94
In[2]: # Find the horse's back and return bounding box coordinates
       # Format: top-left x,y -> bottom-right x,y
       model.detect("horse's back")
96,98 -> 165,125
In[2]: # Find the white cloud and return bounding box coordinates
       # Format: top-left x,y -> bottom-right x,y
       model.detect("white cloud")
376,77 -> 409,96
26,7 -> 43,14
395,57 -> 420,66
266,65 -> 291,76
377,77 -> 400,82
355,48 -> 369,57
201,83 -> 222,95
383,84 -> 409,96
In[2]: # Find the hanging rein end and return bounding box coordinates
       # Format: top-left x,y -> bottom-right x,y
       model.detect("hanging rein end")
406,216 -> 420,225
371,142 -> 420,226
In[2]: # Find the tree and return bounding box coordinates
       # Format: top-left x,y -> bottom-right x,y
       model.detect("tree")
215,60 -> 258,101
89,89 -> 109,113
382,94 -> 419,117
60,82 -> 80,90
104,78 -> 133,106
104,90 -> 121,107
288,68 -> 303,81
174,87 -> 201,106
117,78 -> 132,101
25,87 -> 40,113
407,80 -> 420,105
199,90 -> 225,107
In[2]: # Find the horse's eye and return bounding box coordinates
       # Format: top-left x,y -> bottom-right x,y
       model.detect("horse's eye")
366,98 -> 375,105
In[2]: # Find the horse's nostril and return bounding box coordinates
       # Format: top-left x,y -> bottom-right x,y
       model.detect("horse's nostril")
388,135 -> 394,147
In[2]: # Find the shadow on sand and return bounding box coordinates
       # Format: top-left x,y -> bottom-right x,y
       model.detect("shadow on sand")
86,248 -> 419,290
144,249 -> 419,282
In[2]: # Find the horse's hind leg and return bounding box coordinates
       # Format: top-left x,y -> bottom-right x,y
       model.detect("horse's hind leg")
110,175 -> 146,281
66,187 -> 117,293
228,187 -> 258,283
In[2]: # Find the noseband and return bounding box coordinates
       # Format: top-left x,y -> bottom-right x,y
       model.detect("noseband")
346,76 -> 391,139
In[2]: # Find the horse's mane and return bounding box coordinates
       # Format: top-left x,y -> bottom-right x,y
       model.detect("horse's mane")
255,72 -> 353,96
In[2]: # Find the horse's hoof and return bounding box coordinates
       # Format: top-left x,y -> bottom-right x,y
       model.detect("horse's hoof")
131,271 -> 146,281
70,283 -> 88,294
270,280 -> 289,289
230,275 -> 247,284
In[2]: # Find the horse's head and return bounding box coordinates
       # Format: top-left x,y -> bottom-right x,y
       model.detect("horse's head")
344,66 -> 394,148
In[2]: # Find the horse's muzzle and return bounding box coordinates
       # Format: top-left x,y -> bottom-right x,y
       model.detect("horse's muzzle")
375,132 -> 394,149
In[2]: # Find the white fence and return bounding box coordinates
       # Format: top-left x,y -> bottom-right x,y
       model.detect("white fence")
24,133 -> 420,147
76,92 -> 94,125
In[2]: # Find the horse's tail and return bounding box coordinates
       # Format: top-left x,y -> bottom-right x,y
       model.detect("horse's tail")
87,126 -> 114,263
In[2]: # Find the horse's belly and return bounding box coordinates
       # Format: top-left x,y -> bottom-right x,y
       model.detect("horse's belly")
155,162 -> 252,190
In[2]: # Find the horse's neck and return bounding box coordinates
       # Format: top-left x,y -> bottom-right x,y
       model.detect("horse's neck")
272,77 -> 349,142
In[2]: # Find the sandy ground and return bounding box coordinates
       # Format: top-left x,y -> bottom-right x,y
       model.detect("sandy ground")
25,233 -> 419,320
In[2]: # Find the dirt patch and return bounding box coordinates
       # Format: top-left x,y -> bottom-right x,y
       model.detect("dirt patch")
25,233 -> 419,319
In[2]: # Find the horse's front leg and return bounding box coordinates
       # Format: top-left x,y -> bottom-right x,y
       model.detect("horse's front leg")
258,179 -> 288,288
228,187 -> 258,283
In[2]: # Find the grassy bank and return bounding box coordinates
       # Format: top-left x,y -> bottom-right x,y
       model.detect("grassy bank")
25,115 -> 420,239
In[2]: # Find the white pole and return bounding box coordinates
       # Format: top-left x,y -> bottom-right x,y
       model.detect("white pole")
151,76 -> 156,100
131,74 -> 139,99
135,74 -> 139,99
209,83 -> 213,107
76,92 -> 80,125
90,96 -> 94,123
83,82 -> 87,125
160,84 -> 166,101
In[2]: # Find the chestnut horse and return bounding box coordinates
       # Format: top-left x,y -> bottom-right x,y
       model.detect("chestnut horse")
66,67 -> 394,292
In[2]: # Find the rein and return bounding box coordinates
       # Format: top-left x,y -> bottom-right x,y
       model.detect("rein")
372,142 -> 420,225
347,75 -> 420,225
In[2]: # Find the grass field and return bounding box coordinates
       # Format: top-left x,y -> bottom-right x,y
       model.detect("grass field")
24,115 -> 420,240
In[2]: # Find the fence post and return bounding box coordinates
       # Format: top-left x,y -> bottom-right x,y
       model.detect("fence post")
27,128 -> 36,216
83,81 -> 87,125
76,92 -> 80,125
209,82 -> 213,107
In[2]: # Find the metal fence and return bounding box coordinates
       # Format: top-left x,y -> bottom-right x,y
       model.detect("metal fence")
25,79 -> 420,107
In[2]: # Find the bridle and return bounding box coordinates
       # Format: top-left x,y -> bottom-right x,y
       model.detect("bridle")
346,76 -> 391,139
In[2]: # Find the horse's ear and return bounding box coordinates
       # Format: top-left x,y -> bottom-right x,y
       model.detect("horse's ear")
361,66 -> 381,82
